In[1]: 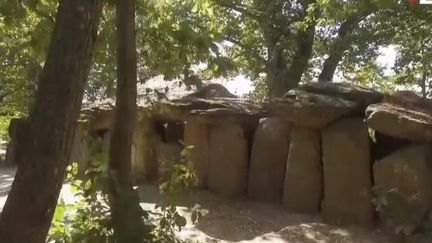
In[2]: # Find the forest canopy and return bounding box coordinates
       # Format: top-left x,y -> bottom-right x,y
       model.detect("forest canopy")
0,0 -> 431,135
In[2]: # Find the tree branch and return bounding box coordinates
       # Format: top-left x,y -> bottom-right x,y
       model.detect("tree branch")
318,8 -> 373,82
222,36 -> 266,64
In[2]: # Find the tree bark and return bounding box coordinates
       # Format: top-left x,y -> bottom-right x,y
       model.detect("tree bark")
266,43 -> 289,97
318,12 -> 370,82
284,22 -> 316,91
108,0 -> 145,241
266,0 -> 316,97
0,0 -> 103,242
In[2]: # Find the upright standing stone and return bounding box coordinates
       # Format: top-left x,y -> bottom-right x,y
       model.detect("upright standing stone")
3,142 -> 16,167
131,116 -> 159,183
3,118 -> 26,166
283,127 -> 322,214
157,143 -> 182,182
131,121 -> 146,183
322,118 -> 374,226
374,145 -> 432,227
247,118 -> 291,203
69,125 -> 90,177
208,124 -> 248,197
184,119 -> 210,188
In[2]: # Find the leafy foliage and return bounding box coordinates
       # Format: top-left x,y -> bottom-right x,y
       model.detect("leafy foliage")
48,141 -> 113,243
48,142 -> 200,243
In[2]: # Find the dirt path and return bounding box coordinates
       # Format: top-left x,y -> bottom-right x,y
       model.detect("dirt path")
0,168 -> 401,243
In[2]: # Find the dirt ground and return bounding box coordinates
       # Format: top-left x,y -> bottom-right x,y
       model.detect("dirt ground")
0,167 -> 401,243
138,185 -> 401,243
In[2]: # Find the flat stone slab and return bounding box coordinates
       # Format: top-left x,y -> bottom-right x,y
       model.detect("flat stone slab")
208,124 -> 248,197
299,82 -> 383,108
248,118 -> 291,203
184,119 -> 210,188
321,118 -> 374,226
366,103 -> 432,142
267,82 -> 383,129
283,127 -> 322,214
267,89 -> 358,129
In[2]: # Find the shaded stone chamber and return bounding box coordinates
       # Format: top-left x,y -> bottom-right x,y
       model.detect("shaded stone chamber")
6,82 -> 432,230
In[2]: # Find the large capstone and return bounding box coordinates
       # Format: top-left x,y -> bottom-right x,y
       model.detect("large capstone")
247,118 -> 291,203
283,127 -> 322,214
321,118 -> 374,226
366,94 -> 432,142
299,82 -> 383,108
208,124 -> 248,197
267,82 -> 382,129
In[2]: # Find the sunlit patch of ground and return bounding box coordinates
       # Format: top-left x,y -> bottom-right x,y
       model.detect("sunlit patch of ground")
0,140 -> 6,161
0,167 -> 15,211
137,185 -> 401,243
0,167 -> 402,243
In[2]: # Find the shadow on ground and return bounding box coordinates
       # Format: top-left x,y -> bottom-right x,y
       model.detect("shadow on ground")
137,184 -> 402,243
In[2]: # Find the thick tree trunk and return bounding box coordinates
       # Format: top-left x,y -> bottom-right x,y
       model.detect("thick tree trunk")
284,23 -> 316,90
318,12 -> 370,82
266,43 -> 288,97
0,0 -> 102,242
108,0 -> 145,241
266,0 -> 316,97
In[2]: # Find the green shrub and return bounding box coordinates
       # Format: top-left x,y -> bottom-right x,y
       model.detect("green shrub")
48,142 -> 201,243
0,116 -> 12,141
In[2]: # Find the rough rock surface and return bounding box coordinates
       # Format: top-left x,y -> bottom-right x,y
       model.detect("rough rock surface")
137,117 -> 161,183
372,132 -> 411,161
299,82 -> 383,108
373,145 -> 432,227
183,83 -> 237,99
321,118 -> 374,226
366,102 -> 432,142
283,127 -> 322,214
247,118 -> 291,203
208,124 -> 248,197
267,82 -> 382,129
69,125 -> 90,177
131,120 -> 150,183
157,143 -> 182,182
267,89 -> 357,129
184,119 -> 210,188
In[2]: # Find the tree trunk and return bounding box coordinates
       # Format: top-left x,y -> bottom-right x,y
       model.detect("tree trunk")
108,0 -> 145,241
284,22 -> 316,91
266,0 -> 316,97
266,43 -> 288,97
318,12 -> 370,82
0,0 -> 103,242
